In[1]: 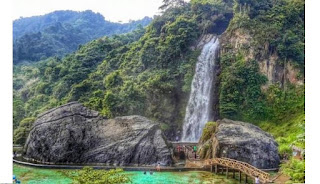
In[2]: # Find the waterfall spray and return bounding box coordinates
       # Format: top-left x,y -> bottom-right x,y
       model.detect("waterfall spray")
181,36 -> 219,142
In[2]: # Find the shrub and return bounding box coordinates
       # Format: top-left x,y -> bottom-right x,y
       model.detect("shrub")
13,117 -> 36,145
282,158 -> 305,183
199,121 -> 217,144
70,167 -> 130,184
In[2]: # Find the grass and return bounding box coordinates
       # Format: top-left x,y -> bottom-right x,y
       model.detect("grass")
258,112 -> 305,156
257,112 -> 305,183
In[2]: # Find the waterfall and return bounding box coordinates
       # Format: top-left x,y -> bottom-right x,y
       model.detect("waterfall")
181,36 -> 219,142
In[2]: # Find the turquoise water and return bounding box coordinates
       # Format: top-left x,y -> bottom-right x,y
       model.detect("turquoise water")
13,164 -> 72,184
126,171 -> 236,184
14,164 -> 237,184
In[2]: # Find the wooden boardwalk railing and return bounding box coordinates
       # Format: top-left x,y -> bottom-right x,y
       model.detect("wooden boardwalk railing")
204,157 -> 271,183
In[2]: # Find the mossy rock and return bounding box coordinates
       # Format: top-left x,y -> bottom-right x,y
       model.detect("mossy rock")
199,121 -> 217,144
198,121 -> 217,159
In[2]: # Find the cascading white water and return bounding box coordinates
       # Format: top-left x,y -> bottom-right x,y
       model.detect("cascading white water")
181,36 -> 219,142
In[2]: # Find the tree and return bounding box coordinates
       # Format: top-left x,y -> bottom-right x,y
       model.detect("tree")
70,167 -> 130,184
159,0 -> 187,10
13,99 -> 25,128
13,117 -> 35,145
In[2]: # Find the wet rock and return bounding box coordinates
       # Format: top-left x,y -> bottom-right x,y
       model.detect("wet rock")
24,102 -> 172,166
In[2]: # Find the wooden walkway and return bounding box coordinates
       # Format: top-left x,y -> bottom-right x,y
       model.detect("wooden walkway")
204,157 -> 272,183
13,158 -> 206,171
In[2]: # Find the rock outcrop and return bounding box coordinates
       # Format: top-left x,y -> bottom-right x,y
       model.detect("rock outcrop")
198,119 -> 280,169
220,29 -> 304,86
24,102 -> 172,166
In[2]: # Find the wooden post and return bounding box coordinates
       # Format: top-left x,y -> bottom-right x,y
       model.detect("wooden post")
210,165 -> 213,172
215,165 -> 217,174
245,175 -> 248,183
233,169 -> 235,178
239,171 -> 242,183
221,167 -> 224,175
226,167 -> 229,178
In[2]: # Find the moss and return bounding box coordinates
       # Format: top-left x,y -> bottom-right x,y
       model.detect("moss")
160,123 -> 170,131
199,121 -> 217,144
198,122 -> 217,159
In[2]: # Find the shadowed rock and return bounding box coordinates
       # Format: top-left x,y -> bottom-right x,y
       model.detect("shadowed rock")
24,102 -> 172,166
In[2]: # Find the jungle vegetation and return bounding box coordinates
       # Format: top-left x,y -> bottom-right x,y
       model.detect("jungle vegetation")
13,0 -> 305,182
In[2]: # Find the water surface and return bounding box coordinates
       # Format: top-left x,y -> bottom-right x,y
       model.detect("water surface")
14,164 -> 237,184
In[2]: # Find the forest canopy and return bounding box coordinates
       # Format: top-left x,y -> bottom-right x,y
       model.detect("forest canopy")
13,10 -> 152,64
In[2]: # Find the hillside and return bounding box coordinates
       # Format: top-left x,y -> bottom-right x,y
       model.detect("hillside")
13,10 -> 152,64
13,0 -> 305,182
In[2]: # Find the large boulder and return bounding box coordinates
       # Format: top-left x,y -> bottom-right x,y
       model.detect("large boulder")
24,102 -> 172,166
198,119 -> 280,169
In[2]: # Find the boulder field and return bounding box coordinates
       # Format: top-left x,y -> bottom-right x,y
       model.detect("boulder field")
24,102 -> 280,169
24,102 -> 172,166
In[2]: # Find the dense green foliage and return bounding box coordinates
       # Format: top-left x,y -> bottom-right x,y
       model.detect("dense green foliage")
219,54 -> 304,122
260,112 -> 305,156
199,121 -> 217,144
282,157 -> 305,183
219,52 -> 268,120
13,0 -> 305,181
219,0 -> 305,121
190,0 -> 233,34
229,0 -> 305,69
13,117 -> 35,145
13,27 -> 146,127
69,167 -> 130,184
259,112 -> 305,183
13,1 -> 230,139
265,84 -> 305,120
218,1 -> 304,180
13,10 -> 151,39
13,10 -> 152,64
13,0 -> 304,141
198,121 -> 217,159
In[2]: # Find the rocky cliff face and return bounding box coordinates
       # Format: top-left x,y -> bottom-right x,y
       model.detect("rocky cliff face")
24,102 -> 172,166
198,119 -> 280,169
220,29 -> 303,87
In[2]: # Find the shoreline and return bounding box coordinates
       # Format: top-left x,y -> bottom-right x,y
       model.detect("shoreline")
13,159 -> 208,171
13,158 -> 278,172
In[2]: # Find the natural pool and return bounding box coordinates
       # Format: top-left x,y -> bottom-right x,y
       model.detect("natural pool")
13,164 -> 238,184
